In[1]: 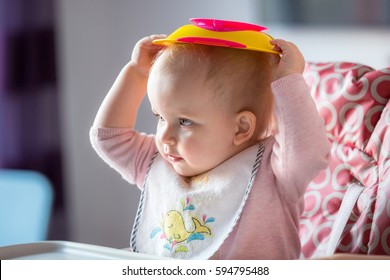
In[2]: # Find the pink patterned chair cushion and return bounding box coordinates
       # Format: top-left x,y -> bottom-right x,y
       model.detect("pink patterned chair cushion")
300,62 -> 390,258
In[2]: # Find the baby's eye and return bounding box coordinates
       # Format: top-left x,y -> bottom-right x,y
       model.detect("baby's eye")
179,118 -> 193,126
153,113 -> 165,122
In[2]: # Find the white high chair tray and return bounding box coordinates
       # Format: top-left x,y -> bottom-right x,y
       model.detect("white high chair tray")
0,240 -> 164,260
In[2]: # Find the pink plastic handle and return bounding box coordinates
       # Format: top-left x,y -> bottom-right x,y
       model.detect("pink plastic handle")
190,18 -> 267,32
177,37 -> 246,48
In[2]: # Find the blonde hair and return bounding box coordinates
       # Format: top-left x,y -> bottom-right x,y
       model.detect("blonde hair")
152,43 -> 276,139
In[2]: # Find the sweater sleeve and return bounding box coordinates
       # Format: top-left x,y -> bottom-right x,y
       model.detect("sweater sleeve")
271,73 -> 330,200
89,127 -> 157,188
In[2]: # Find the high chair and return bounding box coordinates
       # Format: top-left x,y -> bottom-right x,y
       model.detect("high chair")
0,169 -> 53,246
300,62 -> 390,258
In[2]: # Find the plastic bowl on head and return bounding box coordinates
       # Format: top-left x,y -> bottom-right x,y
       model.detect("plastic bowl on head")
153,18 -> 280,54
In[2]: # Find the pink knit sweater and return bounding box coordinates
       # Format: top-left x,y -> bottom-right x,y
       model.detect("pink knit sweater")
90,74 -> 330,259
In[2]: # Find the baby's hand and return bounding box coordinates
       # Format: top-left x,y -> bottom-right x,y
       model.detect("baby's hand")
270,39 -> 305,81
130,34 -> 166,77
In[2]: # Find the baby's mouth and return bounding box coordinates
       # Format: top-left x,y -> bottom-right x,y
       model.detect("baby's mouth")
167,154 -> 183,162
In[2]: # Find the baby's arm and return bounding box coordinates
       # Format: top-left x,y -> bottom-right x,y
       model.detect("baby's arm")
93,35 -> 165,128
90,35 -> 164,187
270,39 -> 330,198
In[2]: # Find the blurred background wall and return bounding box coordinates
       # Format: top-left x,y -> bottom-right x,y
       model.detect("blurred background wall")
1,0 -> 389,249
0,0 -> 66,240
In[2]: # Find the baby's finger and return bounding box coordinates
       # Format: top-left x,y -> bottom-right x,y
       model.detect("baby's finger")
270,39 -> 291,54
270,38 -> 287,47
140,34 -> 167,49
147,34 -> 167,42
270,42 -> 282,53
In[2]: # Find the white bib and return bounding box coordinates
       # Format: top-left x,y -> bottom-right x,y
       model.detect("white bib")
130,143 -> 264,259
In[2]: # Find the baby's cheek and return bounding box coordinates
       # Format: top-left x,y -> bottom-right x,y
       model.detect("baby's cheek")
155,139 -> 164,155
182,138 -> 204,159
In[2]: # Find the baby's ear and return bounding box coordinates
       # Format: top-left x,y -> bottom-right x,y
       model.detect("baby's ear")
233,111 -> 256,146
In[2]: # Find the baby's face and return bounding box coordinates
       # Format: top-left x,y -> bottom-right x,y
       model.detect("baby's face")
147,65 -> 240,178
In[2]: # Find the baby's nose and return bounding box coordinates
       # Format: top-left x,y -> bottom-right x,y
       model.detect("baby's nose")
159,125 -> 176,145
